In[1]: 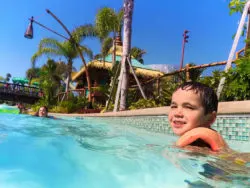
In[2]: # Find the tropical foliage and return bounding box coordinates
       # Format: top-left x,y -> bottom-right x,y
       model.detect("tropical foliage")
130,47 -> 146,64
22,1 -> 250,114
39,59 -> 62,105
129,99 -> 159,110
223,57 -> 250,100
228,0 -> 245,15
26,67 -> 40,85
50,96 -> 88,113
95,7 -> 123,38
32,38 -> 90,93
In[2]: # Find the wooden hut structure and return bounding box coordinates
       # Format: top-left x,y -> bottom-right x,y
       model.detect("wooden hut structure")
72,39 -> 164,104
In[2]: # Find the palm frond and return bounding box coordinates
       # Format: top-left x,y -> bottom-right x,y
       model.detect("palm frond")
72,24 -> 96,44
31,48 -> 64,66
95,7 -> 117,38
130,47 -> 146,64
38,38 -> 63,51
116,8 -> 124,33
93,54 -> 102,60
78,45 -> 93,60
102,37 -> 113,56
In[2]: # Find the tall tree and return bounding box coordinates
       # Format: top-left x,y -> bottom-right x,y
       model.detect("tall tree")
40,59 -> 62,104
31,38 -> 92,96
71,24 -> 96,102
118,0 -> 134,111
26,67 -> 40,85
95,7 -> 124,67
93,37 -> 113,63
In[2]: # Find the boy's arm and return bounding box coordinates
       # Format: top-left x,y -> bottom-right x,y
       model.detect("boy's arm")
176,127 -> 228,152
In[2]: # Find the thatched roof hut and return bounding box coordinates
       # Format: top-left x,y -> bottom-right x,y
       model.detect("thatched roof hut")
72,43 -> 163,83
72,56 -> 163,82
72,41 -> 164,104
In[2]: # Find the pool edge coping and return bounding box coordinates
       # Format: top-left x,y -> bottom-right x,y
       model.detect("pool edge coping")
49,100 -> 250,117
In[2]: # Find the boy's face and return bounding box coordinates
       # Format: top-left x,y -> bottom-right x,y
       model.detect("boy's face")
38,107 -> 47,117
168,87 -> 214,136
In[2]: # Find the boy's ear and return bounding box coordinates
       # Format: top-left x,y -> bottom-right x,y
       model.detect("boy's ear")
205,111 -> 217,127
209,111 -> 217,126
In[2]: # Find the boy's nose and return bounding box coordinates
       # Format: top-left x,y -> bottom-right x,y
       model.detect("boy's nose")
174,108 -> 183,117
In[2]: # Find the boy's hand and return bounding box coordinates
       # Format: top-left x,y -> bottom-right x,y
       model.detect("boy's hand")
176,127 -> 228,152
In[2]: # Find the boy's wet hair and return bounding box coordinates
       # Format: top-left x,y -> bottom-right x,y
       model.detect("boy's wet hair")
174,82 -> 218,114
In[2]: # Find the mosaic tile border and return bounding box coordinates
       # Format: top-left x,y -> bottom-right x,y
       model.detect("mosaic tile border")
71,114 -> 250,142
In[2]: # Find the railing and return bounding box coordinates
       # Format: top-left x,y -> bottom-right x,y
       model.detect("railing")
56,89 -> 86,102
56,87 -> 106,102
0,81 -> 41,97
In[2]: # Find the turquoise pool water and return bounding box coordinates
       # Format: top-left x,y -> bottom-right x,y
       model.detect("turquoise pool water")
0,112 -> 250,187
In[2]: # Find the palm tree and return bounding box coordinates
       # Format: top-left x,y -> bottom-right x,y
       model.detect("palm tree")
31,38 -> 92,97
116,0 -> 134,111
71,24 -> 96,102
26,67 -> 40,85
93,37 -> 113,64
5,73 -> 11,82
40,59 -> 62,104
130,47 -> 146,64
187,63 -> 204,81
95,8 -> 124,110
95,7 -> 124,67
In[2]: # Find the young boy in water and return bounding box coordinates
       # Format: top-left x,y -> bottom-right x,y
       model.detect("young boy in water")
34,106 -> 55,119
168,82 -> 227,151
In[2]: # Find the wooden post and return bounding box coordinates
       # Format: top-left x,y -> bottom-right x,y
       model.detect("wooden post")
156,77 -> 160,96
245,8 -> 250,56
185,64 -> 191,82
126,56 -> 147,99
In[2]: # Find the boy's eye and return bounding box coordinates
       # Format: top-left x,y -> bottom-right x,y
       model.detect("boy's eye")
185,105 -> 195,110
170,105 -> 177,108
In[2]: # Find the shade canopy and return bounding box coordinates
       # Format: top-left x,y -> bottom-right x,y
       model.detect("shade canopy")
12,77 -> 29,85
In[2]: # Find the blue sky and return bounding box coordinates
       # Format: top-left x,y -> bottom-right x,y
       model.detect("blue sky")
0,0 -> 244,79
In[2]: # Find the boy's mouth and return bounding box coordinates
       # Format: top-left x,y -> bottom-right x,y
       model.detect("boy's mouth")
172,120 -> 186,128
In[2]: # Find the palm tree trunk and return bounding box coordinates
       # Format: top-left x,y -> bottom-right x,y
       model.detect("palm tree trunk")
46,10 -> 92,102
119,0 -> 134,111
65,61 -> 73,100
112,33 -> 117,68
75,44 -> 92,102
105,33 -> 118,110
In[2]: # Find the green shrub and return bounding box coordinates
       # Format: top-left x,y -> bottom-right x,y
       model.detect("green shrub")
129,99 -> 159,110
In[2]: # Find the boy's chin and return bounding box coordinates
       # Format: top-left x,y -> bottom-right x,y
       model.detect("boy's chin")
172,129 -> 185,136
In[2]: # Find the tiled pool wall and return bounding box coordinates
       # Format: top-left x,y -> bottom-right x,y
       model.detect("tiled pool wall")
75,114 -> 250,142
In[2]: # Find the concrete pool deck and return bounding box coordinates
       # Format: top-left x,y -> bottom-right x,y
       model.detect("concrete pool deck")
50,100 -> 250,117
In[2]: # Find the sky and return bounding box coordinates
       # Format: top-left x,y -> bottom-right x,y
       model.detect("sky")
0,0 -> 245,79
